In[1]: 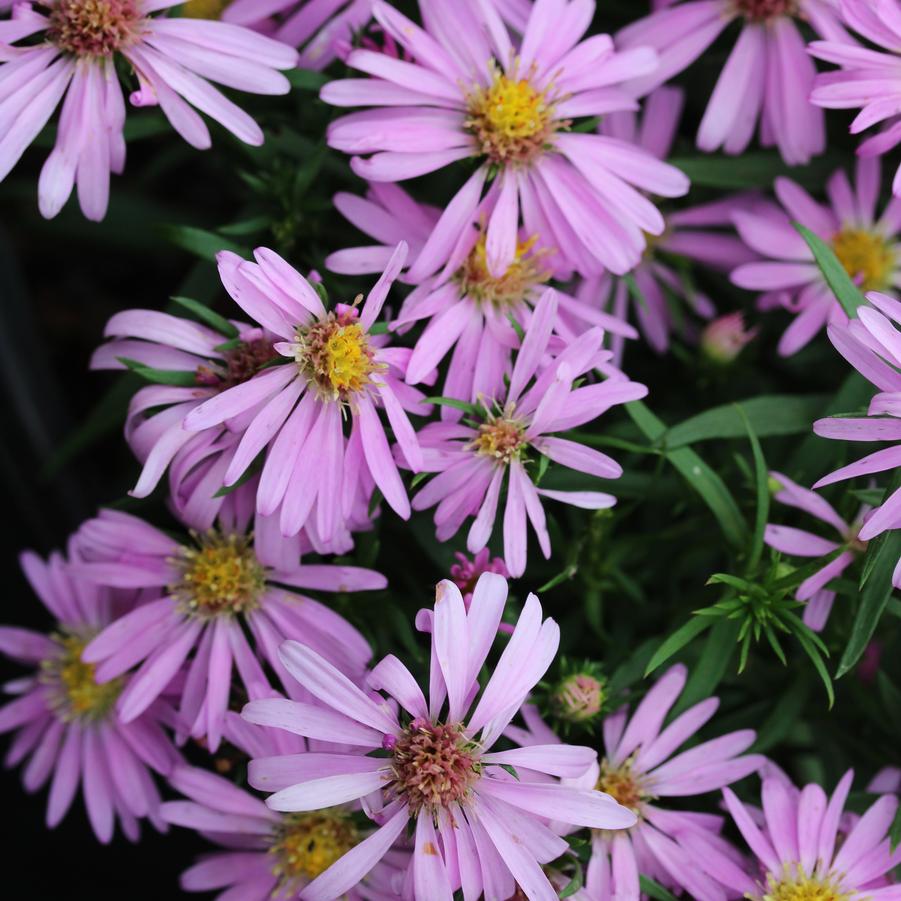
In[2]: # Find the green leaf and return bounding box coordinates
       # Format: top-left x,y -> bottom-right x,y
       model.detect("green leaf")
212,453 -> 263,497
794,628 -> 835,708
425,396 -> 481,415
673,619 -> 740,715
645,615 -> 713,677
639,876 -> 679,901
836,526 -> 901,677
752,675 -> 810,752
666,394 -> 830,447
559,861 -> 584,898
116,357 -> 197,386
218,216 -> 272,237
669,151 -> 841,190
627,400 -> 748,549
499,764 -> 520,781
171,295 -> 239,338
889,803 -> 901,852
285,69 -> 329,91
735,404 -> 769,570
538,564 -> 578,593
158,224 -> 249,262
795,223 -> 865,319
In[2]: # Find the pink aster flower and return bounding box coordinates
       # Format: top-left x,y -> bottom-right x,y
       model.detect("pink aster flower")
811,0 -> 901,196
321,0 -> 690,279
327,180 -> 637,408
0,0 -> 298,221
242,574 -> 637,901
223,0 -> 372,71
764,470 -> 870,630
732,157 -> 901,355
508,664 -> 765,901
181,242 -> 426,540
161,712 -> 406,900
579,86 -> 757,361
73,508 -> 383,752
701,770 -> 901,899
411,290 -> 648,578
0,543 -> 179,843
812,292 -> 901,547
450,549 -> 509,605
618,0 -> 850,165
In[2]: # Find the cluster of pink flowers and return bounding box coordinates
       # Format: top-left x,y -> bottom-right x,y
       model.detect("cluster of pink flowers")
3,0 -> 901,898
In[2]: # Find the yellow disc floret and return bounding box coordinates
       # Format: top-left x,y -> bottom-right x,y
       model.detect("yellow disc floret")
832,227 -> 896,293
269,811 -> 358,892
756,865 -> 850,901
469,405 -> 529,465
171,531 -> 266,618
294,308 -> 382,403
42,631 -> 123,723
596,758 -> 649,815
466,65 -> 560,165
457,233 -> 551,309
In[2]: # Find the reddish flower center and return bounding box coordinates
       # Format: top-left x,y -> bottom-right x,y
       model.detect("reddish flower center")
41,630 -> 123,722
470,409 -> 528,465
171,531 -> 266,618
390,719 -> 480,814
47,0 -> 141,57
269,811 -> 358,892
456,233 -> 551,309
196,337 -> 279,391
734,0 -> 797,19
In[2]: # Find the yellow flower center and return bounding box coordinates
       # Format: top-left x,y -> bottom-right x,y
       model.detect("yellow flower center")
596,759 -> 648,814
269,811 -> 358,891
42,632 -> 123,722
181,0 -> 232,18
47,0 -> 141,57
832,227 -> 895,292
171,531 -> 266,618
756,866 -> 850,901
294,308 -> 381,403
469,409 -> 528,465
466,66 -> 559,166
457,233 -> 550,309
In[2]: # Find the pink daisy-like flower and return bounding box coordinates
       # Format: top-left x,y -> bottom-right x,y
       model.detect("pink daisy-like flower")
180,242 -> 426,540
0,0 -> 298,221
701,770 -> 901,899
507,664 -> 765,901
450,549 -> 509,605
411,290 -> 648,578
161,711 -> 406,900
764,469 -> 870,631
242,574 -> 637,901
0,543 -> 179,843
812,293 -> 901,548
811,0 -> 901,196
579,86 -> 757,361
73,508 -> 383,752
618,0 -> 850,165
327,180 -> 637,408
731,157 -> 901,355
321,0 -> 690,279
223,0 -> 373,71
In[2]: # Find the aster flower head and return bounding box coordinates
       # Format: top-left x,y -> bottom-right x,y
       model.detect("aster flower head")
178,242 -> 428,541
411,289 -> 648,578
242,574 -> 637,901
0,543 -> 179,843
811,0 -> 901,196
618,0 -> 850,165
449,549 -> 509,604
579,86 -> 757,361
702,770 -> 901,899
223,0 -> 373,71
812,292 -> 901,547
161,712 -> 405,900
327,180 -> 638,409
72,508 -> 383,752
321,0 -> 690,279
0,0 -> 298,220
764,470 -> 870,630
732,157 -> 901,355
508,664 -> 766,901
700,311 -> 759,363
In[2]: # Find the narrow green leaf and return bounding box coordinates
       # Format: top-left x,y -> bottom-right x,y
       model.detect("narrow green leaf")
735,404 -> 769,570
499,764 -> 520,781
673,619 -> 740,715
645,616 -> 713,677
795,223 -> 865,318
538,564 -> 578,593
171,295 -> 239,338
666,394 -> 829,447
425,396 -> 481,415
639,876 -> 679,901
889,803 -> 901,852
116,357 -> 197,386
559,862 -> 584,899
794,630 -> 835,708
212,453 -> 263,497
285,69 -> 329,91
670,151 -> 841,190
752,675 -> 810,752
218,216 -> 272,237
158,224 -> 249,262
